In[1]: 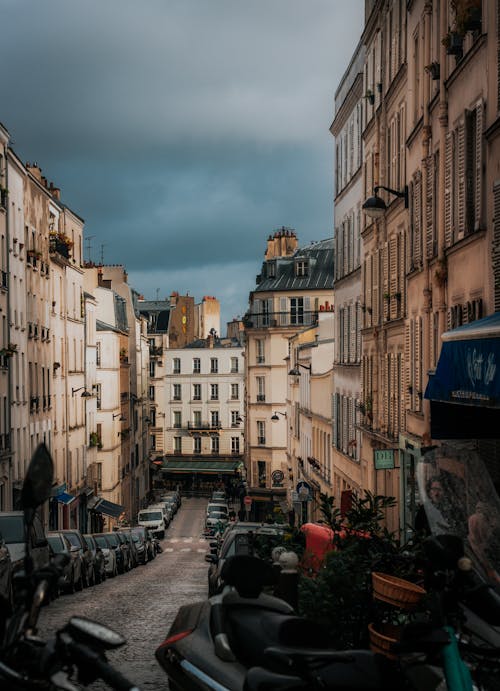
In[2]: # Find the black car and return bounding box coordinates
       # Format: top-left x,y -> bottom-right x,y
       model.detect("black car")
127,530 -> 148,565
59,530 -> 95,588
102,532 -> 126,574
131,526 -> 155,561
48,531 -> 84,593
84,534 -> 106,583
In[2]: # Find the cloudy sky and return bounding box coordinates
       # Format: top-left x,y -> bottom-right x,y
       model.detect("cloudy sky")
2,0 -> 364,327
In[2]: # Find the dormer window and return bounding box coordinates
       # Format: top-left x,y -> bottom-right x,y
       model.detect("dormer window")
295,259 -> 309,277
267,261 -> 276,278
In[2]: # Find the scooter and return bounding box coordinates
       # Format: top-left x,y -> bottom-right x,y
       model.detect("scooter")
0,444 -> 140,691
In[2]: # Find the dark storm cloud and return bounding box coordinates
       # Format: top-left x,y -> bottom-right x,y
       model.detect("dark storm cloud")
1,0 -> 364,324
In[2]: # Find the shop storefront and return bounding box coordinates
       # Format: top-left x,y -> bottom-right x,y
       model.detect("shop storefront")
160,457 -> 243,496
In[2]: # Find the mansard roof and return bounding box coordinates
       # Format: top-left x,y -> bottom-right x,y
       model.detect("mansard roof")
253,238 -> 334,293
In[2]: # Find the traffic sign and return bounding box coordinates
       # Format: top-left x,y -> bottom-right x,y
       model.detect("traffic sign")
243,496 -> 252,506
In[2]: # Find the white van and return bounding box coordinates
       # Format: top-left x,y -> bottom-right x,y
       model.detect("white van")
137,508 -> 165,539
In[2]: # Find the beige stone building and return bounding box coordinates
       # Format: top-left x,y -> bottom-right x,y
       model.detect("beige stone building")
243,229 -> 334,520
0,124 -> 11,509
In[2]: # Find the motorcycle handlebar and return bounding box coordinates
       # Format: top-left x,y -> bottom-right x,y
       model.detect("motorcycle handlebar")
65,638 -> 139,691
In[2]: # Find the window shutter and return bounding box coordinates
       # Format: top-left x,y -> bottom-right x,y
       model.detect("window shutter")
389,235 -> 398,320
425,155 -> 434,259
415,317 -> 422,410
350,304 -> 356,363
457,121 -> 466,238
382,354 -> 389,431
373,250 -> 380,325
332,394 -> 338,449
399,231 -> 405,315
342,396 -> 348,453
356,301 -> 362,361
413,171 -> 422,267
343,307 -> 349,364
278,297 -> 286,326
404,321 -> 411,410
382,241 -> 389,321
304,296 -> 311,325
444,133 -> 453,248
475,100 -> 484,230
389,353 -> 397,436
494,182 -> 500,312
366,254 -> 372,326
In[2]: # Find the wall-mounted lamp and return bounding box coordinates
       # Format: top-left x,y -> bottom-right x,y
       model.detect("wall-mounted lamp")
72,387 -> 92,397
362,185 -> 409,219
288,363 -> 312,376
271,411 -> 287,421
236,414 -> 245,424
112,413 -> 125,421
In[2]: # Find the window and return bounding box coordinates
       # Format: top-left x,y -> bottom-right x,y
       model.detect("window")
193,436 -> 201,454
192,383 -> 201,400
211,436 -> 219,455
290,297 -> 304,325
230,357 -> 238,373
256,339 -> 265,364
173,383 -> 181,401
231,410 -> 240,427
174,437 -> 182,453
149,385 -> 155,401
210,383 -> 218,400
295,259 -> 308,277
173,358 -> 181,374
193,410 -> 202,427
151,435 -> 156,450
210,358 -> 218,373
267,261 -> 276,278
257,460 -> 267,488
96,342 -> 101,367
211,410 -> 220,428
95,384 -> 101,410
257,420 -> 266,445
150,409 -> 156,426
256,376 -> 265,402
173,411 -> 182,428
193,358 -> 201,373
149,360 -> 156,378
231,437 -> 240,454
231,383 -> 239,400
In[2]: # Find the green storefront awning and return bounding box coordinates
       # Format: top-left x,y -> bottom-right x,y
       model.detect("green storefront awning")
162,459 -> 241,474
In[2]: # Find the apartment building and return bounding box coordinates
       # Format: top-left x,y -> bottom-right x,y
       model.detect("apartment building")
243,229 -> 334,518
162,336 -> 245,493
330,39 -> 365,507
0,124 -> 11,509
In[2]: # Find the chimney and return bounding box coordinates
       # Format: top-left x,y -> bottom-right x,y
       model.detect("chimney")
49,182 -> 61,200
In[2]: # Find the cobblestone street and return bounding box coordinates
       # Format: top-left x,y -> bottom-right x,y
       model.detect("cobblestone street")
39,497 -> 210,690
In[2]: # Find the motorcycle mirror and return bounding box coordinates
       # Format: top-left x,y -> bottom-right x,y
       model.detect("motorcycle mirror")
21,443 -> 54,517
66,617 -> 126,650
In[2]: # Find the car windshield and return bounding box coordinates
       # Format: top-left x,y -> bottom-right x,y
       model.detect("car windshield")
208,512 -> 227,520
208,507 -> 227,516
48,535 -> 65,553
208,504 -> 227,513
131,534 -> 141,543
84,536 -> 95,548
94,536 -> 108,549
131,527 -> 146,538
0,516 -> 25,543
139,511 -> 162,521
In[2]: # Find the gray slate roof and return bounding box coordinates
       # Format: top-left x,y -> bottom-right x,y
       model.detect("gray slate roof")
253,238 -> 334,293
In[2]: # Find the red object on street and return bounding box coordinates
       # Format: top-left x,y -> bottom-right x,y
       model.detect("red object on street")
300,522 -> 370,574
243,496 -> 252,506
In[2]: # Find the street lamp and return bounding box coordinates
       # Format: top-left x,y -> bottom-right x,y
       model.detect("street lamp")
113,413 -> 125,421
288,363 -> 311,376
72,387 -> 92,397
236,414 -> 245,424
271,411 -> 287,422
362,185 -> 408,219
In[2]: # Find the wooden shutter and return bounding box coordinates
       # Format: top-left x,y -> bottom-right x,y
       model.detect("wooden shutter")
457,121 -> 466,239
389,235 -> 398,320
475,100 -> 484,230
366,254 -> 373,326
356,302 -> 362,362
413,171 -> 422,267
373,250 -> 380,325
494,182 -> 500,312
382,354 -> 389,431
404,320 -> 411,410
415,317 -> 422,411
425,155 -> 434,258
280,297 -> 287,325
304,296 -> 311,325
444,133 -> 453,248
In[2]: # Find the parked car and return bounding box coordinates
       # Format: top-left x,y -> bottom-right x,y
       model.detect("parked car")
59,530 -> 95,587
114,531 -> 132,570
0,511 -> 50,583
211,490 -> 226,503
0,530 -> 13,614
48,531 -> 84,593
161,492 -> 181,512
102,531 -> 126,573
93,533 -> 118,577
207,523 -> 286,596
127,529 -> 148,565
119,530 -> 139,568
84,534 -> 106,583
131,526 -> 155,561
206,502 -> 229,517
205,509 -> 229,536
155,501 -> 173,527
137,507 -> 165,539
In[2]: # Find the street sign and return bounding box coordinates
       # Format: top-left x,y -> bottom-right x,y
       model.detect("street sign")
374,449 -> 396,470
243,496 -> 252,506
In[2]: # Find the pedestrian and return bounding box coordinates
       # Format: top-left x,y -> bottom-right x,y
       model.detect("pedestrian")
415,476 -> 450,535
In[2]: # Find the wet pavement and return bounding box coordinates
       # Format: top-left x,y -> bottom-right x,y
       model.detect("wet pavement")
38,497 -> 210,690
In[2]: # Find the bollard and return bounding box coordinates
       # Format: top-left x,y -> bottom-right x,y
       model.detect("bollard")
277,551 -> 299,610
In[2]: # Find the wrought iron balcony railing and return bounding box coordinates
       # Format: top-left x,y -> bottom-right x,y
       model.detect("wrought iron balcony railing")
243,310 -> 318,329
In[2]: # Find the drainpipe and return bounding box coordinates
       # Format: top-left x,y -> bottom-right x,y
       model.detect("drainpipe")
437,0 -> 449,339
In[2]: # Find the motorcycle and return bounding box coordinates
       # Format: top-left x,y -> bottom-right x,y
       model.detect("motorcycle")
0,444 -> 140,691
156,443 -> 500,691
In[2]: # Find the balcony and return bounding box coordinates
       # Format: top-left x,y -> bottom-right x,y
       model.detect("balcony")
187,421 -> 221,431
49,233 -> 72,260
150,345 -> 163,357
243,309 -> 318,329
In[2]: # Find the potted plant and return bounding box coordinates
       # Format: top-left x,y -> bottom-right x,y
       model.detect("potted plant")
424,61 -> 440,80
89,432 -> 99,447
383,292 -> 391,301
364,89 -> 375,106
452,0 -> 481,33
442,30 -> 464,55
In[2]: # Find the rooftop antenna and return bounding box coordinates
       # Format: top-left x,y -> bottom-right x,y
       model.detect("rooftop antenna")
156,288 -> 160,301
100,243 -> 107,265
85,235 -> 95,262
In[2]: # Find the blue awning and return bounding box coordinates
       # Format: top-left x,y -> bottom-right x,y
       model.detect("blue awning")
56,492 -> 76,505
425,312 -> 500,407
91,498 -> 125,518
